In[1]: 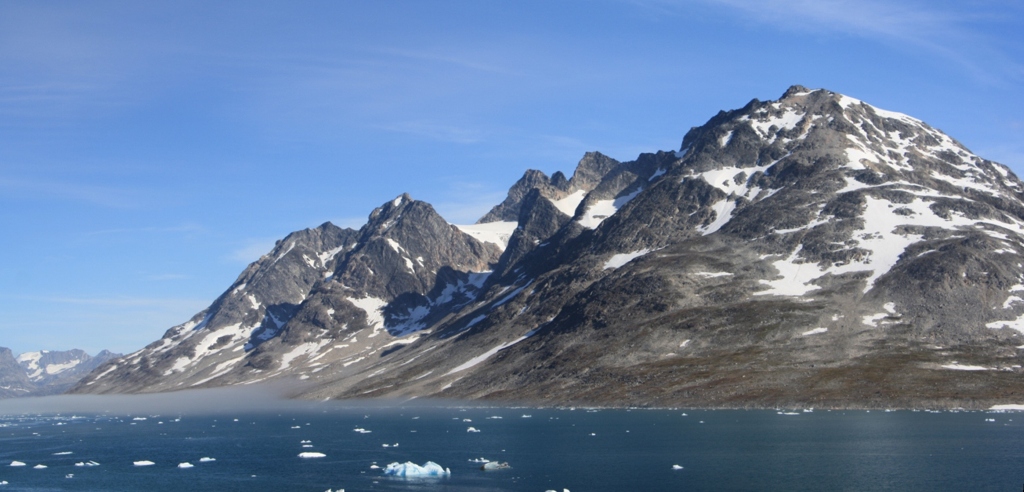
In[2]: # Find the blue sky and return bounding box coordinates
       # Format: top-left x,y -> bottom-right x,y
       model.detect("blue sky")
1,0 -> 1022,356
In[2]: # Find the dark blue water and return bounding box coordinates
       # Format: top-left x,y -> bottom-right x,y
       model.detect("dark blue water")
0,407 -> 1021,491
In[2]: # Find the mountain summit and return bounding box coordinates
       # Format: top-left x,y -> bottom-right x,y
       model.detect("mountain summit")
73,87 -> 1024,409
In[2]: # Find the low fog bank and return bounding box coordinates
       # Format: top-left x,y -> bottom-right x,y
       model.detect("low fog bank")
0,384 -> 490,417
0,384 -> 308,416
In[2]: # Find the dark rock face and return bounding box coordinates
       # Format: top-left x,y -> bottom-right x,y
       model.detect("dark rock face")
72,86 -> 1024,409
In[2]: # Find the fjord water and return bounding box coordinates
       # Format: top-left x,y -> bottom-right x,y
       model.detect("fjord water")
0,406 -> 1020,491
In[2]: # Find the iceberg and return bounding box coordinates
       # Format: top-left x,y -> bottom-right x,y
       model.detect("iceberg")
178,462 -> 194,468
9,461 -> 25,467
382,461 -> 451,477
672,464 -> 684,470
33,464 -> 47,469
466,427 -> 480,433
199,457 -> 216,462
133,461 -> 155,466
299,452 -> 326,459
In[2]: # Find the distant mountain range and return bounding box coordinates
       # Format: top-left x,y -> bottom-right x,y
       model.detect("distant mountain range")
70,86 -> 1024,409
0,348 -> 120,397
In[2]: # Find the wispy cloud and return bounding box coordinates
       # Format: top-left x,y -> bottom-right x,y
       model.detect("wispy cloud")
0,176 -> 143,208
146,273 -> 190,281
84,223 -> 205,237
226,238 -> 277,264
376,121 -> 485,144
635,0 -> 1024,85
19,295 -> 206,310
373,47 -> 515,75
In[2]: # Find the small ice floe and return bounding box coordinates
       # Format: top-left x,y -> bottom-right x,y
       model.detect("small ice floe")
672,464 -> 684,470
462,419 -> 472,422
291,426 -> 302,429
521,414 -> 531,418
778,411 -> 800,416
9,461 -> 25,467
132,417 -> 147,421
369,464 -> 380,470
589,432 -> 596,436
487,416 -> 503,419
468,458 -> 490,463
52,451 -> 73,455
985,418 -> 996,422
133,461 -> 155,467
466,427 -> 481,433
300,440 -> 312,444
303,444 -> 314,448
75,461 -> 100,467
299,452 -> 326,459
33,464 -> 47,469
382,461 -> 450,477
178,462 -> 194,469
65,473 -> 73,478
324,489 -> 344,492
353,427 -> 372,434
382,444 -> 390,448
0,480 -> 7,484
199,457 -> 215,462
480,461 -> 510,471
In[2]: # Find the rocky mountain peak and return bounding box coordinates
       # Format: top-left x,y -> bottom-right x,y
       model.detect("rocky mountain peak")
70,86 -> 1024,410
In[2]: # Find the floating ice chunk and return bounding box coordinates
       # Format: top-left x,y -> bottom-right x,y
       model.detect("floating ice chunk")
370,464 -> 380,469
133,417 -> 147,421
299,452 -> 326,459
66,474 -> 73,478
178,462 -> 194,469
672,464 -> 684,470
353,427 -> 372,434
382,461 -> 451,477
521,414 -> 531,418
9,461 -> 25,467
468,457 -> 490,463
34,464 -> 47,469
199,457 -> 215,462
801,327 -> 828,336
52,451 -> 73,455
466,427 -> 481,433
133,461 -> 155,466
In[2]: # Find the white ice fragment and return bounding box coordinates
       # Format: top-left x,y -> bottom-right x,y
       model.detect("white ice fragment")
133,461 -> 155,467
199,457 -> 216,462
33,464 -> 47,469
672,464 -> 684,470
467,427 -> 481,433
801,328 -> 828,336
382,461 -> 451,477
178,462 -> 194,469
9,461 -> 25,467
299,452 -> 326,459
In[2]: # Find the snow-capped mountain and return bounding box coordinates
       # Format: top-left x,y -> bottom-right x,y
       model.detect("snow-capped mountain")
0,348 -> 120,397
73,86 -> 1024,409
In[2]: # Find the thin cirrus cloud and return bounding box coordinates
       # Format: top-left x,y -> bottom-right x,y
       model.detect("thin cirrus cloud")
376,121 -> 485,144
0,176 -> 143,208
641,0 -> 1023,85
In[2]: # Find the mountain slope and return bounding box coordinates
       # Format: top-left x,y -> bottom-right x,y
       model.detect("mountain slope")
73,86 -> 1024,409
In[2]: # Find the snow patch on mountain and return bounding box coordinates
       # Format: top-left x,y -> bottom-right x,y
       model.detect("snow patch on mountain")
453,222 -> 517,250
